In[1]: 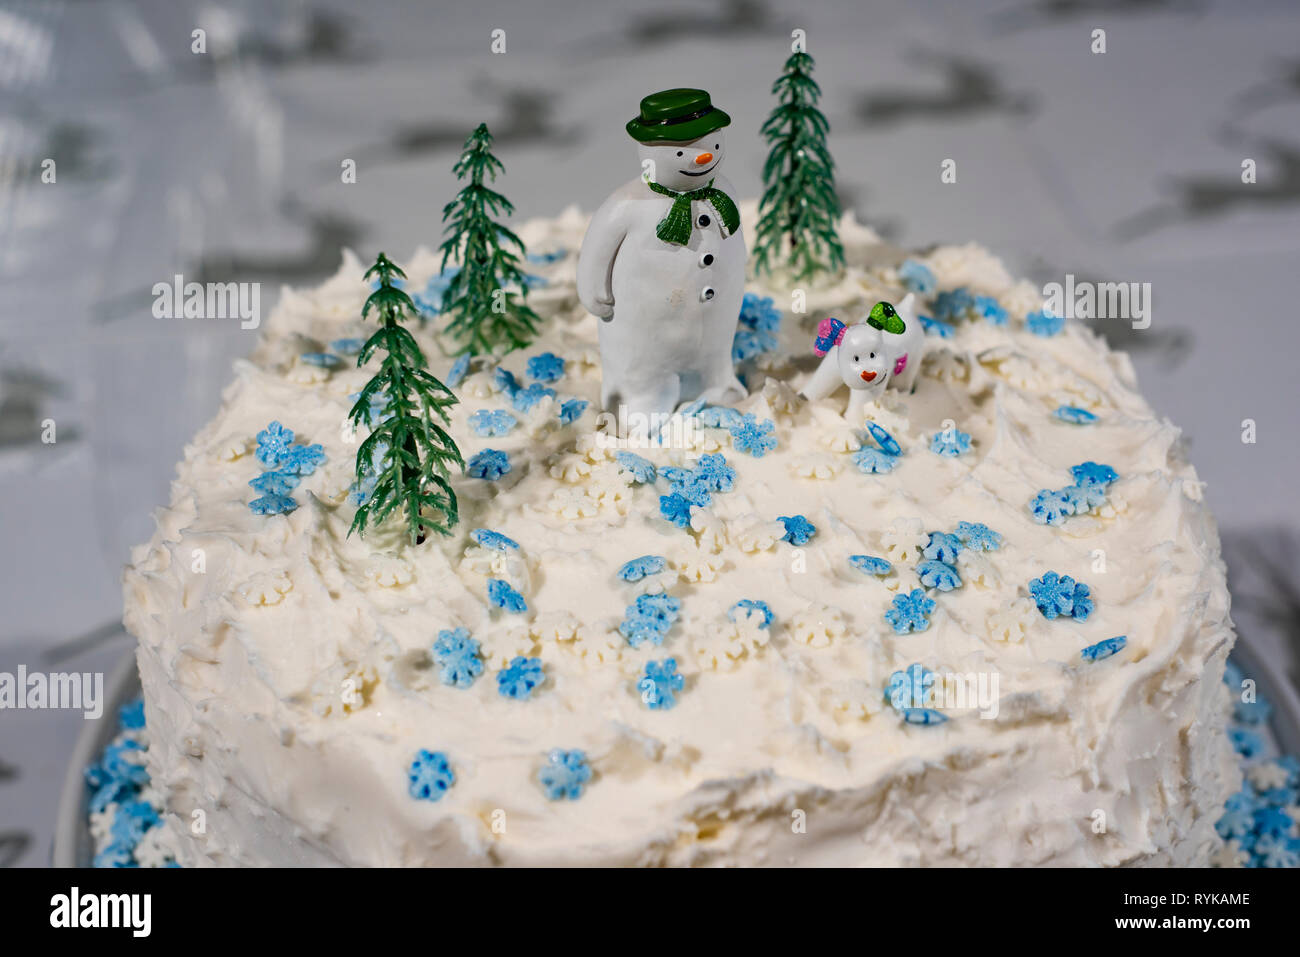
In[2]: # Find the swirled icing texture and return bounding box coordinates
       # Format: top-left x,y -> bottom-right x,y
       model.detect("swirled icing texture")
124,204 -> 1238,866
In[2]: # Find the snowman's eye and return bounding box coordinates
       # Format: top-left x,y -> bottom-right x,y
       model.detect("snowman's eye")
676,151 -> 683,157
869,353 -> 876,359
853,356 -> 859,362
714,143 -> 719,149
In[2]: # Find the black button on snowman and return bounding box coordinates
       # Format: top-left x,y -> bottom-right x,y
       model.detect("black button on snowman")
577,88 -> 747,420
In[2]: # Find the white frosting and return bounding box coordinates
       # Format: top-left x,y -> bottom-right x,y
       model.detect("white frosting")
125,204 -> 1238,866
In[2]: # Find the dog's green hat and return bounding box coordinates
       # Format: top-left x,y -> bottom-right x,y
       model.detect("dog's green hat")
626,88 -> 731,143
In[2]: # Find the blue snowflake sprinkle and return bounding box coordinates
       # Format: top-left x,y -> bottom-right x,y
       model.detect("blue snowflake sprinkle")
249,493 -> 297,516
467,449 -> 511,480
255,421 -> 295,467
620,614 -> 670,648
618,555 -> 666,582
1026,309 -> 1065,337
558,398 -> 589,424
975,295 -> 1008,326
1081,635 -> 1127,662
1055,405 -> 1098,424
412,267 -> 459,316
898,259 -> 936,295
110,799 -> 160,846
730,414 -> 778,457
526,249 -> 565,264
778,515 -> 817,545
853,448 -> 901,474
635,593 -> 681,624
1061,483 -> 1106,515
249,469 -> 299,496
920,315 -> 955,338
693,453 -> 736,492
849,555 -> 893,576
885,588 -> 936,634
738,292 -> 782,332
658,492 -> 695,528
697,405 -> 745,430
903,708 -> 949,726
918,559 -> 961,591
300,352 -> 343,369
1228,727 -> 1264,758
469,408 -> 518,437
407,749 -> 455,801
865,422 -> 902,456
1029,488 -> 1074,526
526,352 -> 566,383
487,578 -> 528,613
494,367 -> 521,397
512,382 -> 556,413
471,528 -> 519,551
119,698 -> 146,730
733,328 -> 778,362
1070,461 -> 1119,487
1028,571 -> 1092,621
496,656 -> 545,700
348,471 -> 378,506
538,749 -> 591,800
930,429 -> 972,458
1215,806 -> 1256,841
923,531 -> 963,565
446,353 -> 471,388
932,288 -> 977,323
328,337 -> 364,357
1253,806 -> 1294,838
279,443 -> 326,476
671,474 -> 713,508
955,521 -> 1002,551
728,599 -> 773,629
614,451 -> 656,483
432,628 -> 484,688
638,658 -> 685,710
887,663 -> 935,711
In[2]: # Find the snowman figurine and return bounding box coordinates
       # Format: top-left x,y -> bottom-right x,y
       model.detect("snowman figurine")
577,89 -> 746,420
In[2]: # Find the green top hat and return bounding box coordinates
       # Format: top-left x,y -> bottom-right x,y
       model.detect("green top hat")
626,88 -> 731,143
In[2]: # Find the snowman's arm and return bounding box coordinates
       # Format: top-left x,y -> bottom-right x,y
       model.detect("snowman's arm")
801,349 -> 845,401
577,197 -> 627,320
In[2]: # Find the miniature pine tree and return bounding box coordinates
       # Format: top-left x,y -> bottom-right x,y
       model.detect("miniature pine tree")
438,123 -> 541,356
752,50 -> 845,283
349,252 -> 463,544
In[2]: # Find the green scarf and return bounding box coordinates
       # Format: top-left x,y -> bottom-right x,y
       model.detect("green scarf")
645,178 -> 740,246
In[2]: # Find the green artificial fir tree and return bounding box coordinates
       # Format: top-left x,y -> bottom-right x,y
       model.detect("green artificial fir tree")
349,252 -> 463,545
438,123 -> 541,355
752,50 -> 845,283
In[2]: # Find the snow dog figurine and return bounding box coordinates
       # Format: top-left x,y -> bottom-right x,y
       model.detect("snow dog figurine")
801,295 -> 925,417
577,89 -> 746,420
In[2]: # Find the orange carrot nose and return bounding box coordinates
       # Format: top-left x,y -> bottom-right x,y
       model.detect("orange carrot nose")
694,152 -> 714,165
